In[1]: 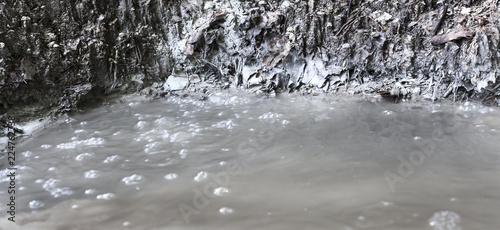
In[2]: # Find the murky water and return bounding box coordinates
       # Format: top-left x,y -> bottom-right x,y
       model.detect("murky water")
1,92 -> 500,230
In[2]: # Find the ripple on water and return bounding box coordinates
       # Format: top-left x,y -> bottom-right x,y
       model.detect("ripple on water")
96,193 -> 115,200
56,137 -> 105,149
179,149 -> 188,159
42,178 -> 73,198
194,171 -> 208,182
135,121 -> 148,130
214,187 -> 229,196
429,211 -> 461,230
159,130 -> 170,141
22,151 -> 33,158
76,152 -> 95,161
40,144 -> 52,149
212,119 -> 236,129
170,131 -> 193,142
103,155 -> 119,163
29,200 -> 44,209
154,117 -> 175,126
84,170 -> 100,179
121,174 -> 143,185
144,141 -> 162,154
164,173 -> 178,180
259,112 -> 283,121
219,207 -> 234,215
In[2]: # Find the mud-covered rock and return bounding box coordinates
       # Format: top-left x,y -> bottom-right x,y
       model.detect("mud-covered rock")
164,76 -> 189,91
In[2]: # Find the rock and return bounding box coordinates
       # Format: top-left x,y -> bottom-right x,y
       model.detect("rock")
430,29 -> 474,45
460,7 -> 472,15
370,11 -> 393,25
164,76 -> 189,91
20,58 -> 37,81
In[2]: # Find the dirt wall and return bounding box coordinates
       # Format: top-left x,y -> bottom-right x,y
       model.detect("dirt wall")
1,0 -> 499,122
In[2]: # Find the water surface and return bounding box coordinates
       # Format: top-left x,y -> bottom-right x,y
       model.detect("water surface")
1,92 -> 500,229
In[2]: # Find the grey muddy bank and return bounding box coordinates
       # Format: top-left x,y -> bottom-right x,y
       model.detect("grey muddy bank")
1,0 -> 500,123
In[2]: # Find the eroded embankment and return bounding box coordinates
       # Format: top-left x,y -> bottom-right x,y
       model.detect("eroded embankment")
1,0 -> 499,125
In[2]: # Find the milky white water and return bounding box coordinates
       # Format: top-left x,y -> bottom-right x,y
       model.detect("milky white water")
1,92 -> 500,230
